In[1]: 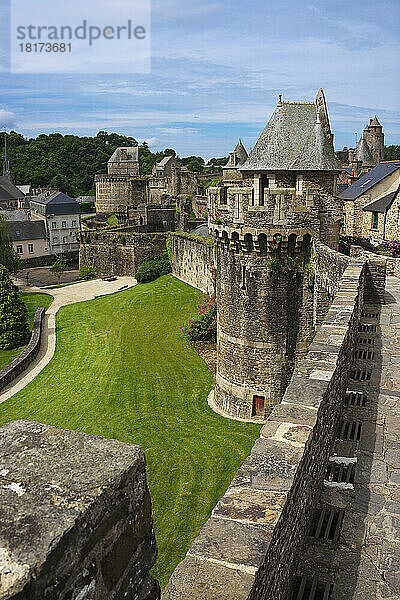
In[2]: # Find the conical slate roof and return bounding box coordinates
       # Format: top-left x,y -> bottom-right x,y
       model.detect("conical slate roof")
241,94 -> 341,172
371,116 -> 381,127
233,139 -> 248,166
355,137 -> 374,167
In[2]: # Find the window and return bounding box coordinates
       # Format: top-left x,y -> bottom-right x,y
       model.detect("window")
16,245 -> 23,254
72,220 -> 77,227
371,212 -> 379,230
53,237 -> 59,243
220,187 -> 227,205
28,244 -> 34,253
62,221 -> 67,228
51,221 -> 57,229
63,236 -> 67,243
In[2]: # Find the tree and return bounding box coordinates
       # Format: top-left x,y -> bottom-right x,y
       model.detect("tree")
181,156 -> 205,173
384,146 -> 400,161
0,265 -> 30,350
0,215 -> 20,274
50,174 -> 73,197
51,260 -> 67,285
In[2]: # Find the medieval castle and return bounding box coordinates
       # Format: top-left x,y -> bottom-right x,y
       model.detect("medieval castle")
2,89 -> 398,600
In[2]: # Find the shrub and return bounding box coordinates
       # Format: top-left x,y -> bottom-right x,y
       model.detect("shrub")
51,260 -> 67,284
0,265 -> 30,350
119,235 -> 126,246
135,255 -> 172,283
180,298 -> 217,342
79,259 -> 97,280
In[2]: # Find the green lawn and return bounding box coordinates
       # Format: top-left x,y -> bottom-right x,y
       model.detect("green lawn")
0,293 -> 53,370
0,276 -> 260,588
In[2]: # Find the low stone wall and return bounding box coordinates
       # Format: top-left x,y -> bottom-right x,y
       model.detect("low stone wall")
0,420 -> 160,600
79,232 -> 167,277
162,258 -> 384,600
0,307 -> 44,392
20,251 -> 79,269
170,232 -> 216,295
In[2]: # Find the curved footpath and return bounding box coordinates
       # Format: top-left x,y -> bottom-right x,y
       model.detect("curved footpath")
0,277 -> 137,404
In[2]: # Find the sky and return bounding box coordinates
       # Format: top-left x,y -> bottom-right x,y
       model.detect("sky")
0,0 -> 399,159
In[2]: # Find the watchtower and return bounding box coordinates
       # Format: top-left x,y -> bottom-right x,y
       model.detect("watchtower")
208,89 -> 343,421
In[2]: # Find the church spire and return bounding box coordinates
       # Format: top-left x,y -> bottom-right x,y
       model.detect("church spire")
2,132 -> 11,180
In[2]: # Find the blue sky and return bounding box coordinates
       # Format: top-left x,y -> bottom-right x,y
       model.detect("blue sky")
0,0 -> 399,159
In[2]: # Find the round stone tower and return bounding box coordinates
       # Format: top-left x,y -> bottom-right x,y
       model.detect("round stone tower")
208,89 -> 343,421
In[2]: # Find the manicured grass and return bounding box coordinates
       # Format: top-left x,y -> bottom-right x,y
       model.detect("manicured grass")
0,276 -> 260,588
0,293 -> 53,370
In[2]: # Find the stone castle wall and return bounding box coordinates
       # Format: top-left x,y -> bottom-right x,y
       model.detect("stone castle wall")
169,232 -> 216,296
95,176 -> 148,216
0,420 -> 160,600
162,255 -> 386,600
79,231 -> 167,277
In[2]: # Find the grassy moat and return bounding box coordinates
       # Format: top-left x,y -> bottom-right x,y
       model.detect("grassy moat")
0,275 -> 260,588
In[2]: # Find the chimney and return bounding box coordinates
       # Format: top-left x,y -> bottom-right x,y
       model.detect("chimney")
120,148 -> 127,161
278,94 -> 282,106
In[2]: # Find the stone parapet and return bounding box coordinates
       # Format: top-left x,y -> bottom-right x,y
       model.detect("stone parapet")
162,257 -> 383,599
0,420 -> 160,600
0,308 -> 45,392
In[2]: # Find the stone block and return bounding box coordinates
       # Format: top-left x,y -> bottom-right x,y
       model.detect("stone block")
213,488 -> 286,525
231,437 -> 303,491
161,556 -> 254,600
0,420 -> 159,600
188,517 -> 272,569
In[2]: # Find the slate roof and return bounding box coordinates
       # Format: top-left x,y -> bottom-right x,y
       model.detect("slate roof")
16,185 -> 31,195
241,100 -> 342,172
340,162 -> 400,200
5,220 -> 47,241
0,176 -> 25,201
0,209 -> 29,222
355,137 -> 374,166
31,191 -> 80,216
108,146 -> 138,163
362,191 -> 398,213
234,140 -> 248,166
156,156 -> 174,167
189,222 -> 211,239
370,116 -> 381,127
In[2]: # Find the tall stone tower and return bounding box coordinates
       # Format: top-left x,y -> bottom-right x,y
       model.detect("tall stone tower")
208,89 -> 343,421
362,116 -> 384,165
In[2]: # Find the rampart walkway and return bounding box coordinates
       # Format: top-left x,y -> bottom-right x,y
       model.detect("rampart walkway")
295,276 -> 400,599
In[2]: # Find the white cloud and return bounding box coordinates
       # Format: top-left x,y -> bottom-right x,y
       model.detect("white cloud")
0,109 -> 16,128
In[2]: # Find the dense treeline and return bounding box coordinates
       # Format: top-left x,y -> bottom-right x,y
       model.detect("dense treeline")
1,131 -> 228,198
384,145 -> 400,161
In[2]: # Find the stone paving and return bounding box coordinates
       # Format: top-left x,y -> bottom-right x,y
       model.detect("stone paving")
297,276 -> 400,599
0,277 -> 137,403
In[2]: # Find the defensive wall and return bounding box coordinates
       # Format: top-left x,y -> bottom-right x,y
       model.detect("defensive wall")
79,231 -> 167,277
0,420 -> 160,600
162,253 -> 387,600
169,232 -> 216,296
